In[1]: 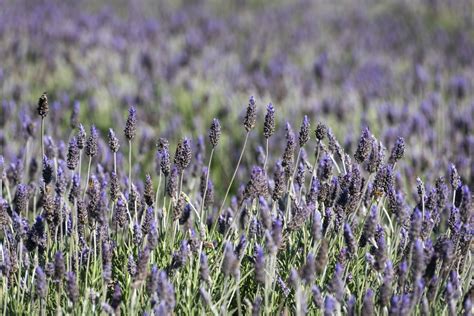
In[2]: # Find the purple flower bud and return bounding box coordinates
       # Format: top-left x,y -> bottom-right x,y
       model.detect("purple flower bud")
14,183 -> 28,214
318,153 -> 333,182
167,166 -> 178,198
272,160 -> 286,201
209,118 -> 221,148
124,106 -> 137,141
146,265 -> 159,295
144,174 -> 154,206
362,288 -> 375,316
252,296 -> 263,316
128,254 -> 137,277
54,251 -> 65,282
76,124 -> 86,150
66,272 -> 79,304
324,295 -> 337,316
411,239 -> 425,278
243,96 -> 257,132
282,122 -> 296,178
174,137 -> 192,171
450,164 -> 461,190
354,127 -> 372,164
85,125 -> 98,157
263,103 -> 275,139
378,261 -> 394,307
328,263 -> 344,302
199,253 -> 210,284
244,166 -> 269,200
111,283 -> 122,310
359,205 -> 377,247
388,137 -> 405,165
315,239 -> 328,274
344,223 -> 357,257
108,128 -> 120,153
134,248 -> 150,285
301,253 -> 316,284
312,285 -> 323,309
35,266 -> 47,299
299,115 -> 310,147
222,242 -> 239,278
66,137 -> 80,170
254,244 -> 265,284
170,240 -> 190,270
55,166 -> 67,195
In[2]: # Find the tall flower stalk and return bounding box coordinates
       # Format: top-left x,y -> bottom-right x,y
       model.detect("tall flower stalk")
200,118 -> 221,218
124,106 -> 137,193
37,92 -> 49,158
218,96 -> 256,217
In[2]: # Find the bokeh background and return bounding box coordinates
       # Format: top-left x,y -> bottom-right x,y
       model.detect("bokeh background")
1,0 -> 473,195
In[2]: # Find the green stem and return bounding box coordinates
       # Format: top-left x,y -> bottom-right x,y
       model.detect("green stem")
129,140 -> 132,194
263,138 -> 269,170
217,132 -> 249,228
82,156 -> 92,199
41,118 -> 45,158
200,148 -> 214,219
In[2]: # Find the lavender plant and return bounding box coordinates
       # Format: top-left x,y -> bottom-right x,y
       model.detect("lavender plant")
0,1 -> 473,315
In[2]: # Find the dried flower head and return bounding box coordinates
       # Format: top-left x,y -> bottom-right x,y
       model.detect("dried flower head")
449,164 -> 461,189
124,106 -> 137,141
282,122 -> 296,178
209,118 -> 221,148
174,137 -> 192,171
66,137 -> 80,170
299,115 -> 310,147
76,124 -> 86,150
158,138 -> 171,177
85,125 -> 98,157
354,127 -> 372,164
315,122 -> 327,142
144,174 -> 154,206
42,156 -> 53,185
108,128 -> 120,153
14,183 -> 28,214
244,166 -> 269,200
37,92 -> 49,118
243,96 -> 257,132
388,137 -> 405,165
263,103 -> 275,139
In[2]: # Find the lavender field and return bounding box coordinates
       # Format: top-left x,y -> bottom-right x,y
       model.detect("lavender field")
0,0 -> 473,315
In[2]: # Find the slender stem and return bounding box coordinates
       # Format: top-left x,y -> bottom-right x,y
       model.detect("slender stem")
23,139 -> 29,182
78,150 -> 82,180
129,140 -> 132,194
178,171 -> 184,199
218,132 -> 249,215
263,138 -> 269,170
155,171 -> 162,223
82,156 -> 92,198
200,148 -> 214,219
113,152 -> 117,174
284,148 -> 302,225
329,154 -> 341,174
41,118 -> 45,158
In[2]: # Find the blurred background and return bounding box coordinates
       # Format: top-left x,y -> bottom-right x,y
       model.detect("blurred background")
1,0 -> 473,193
